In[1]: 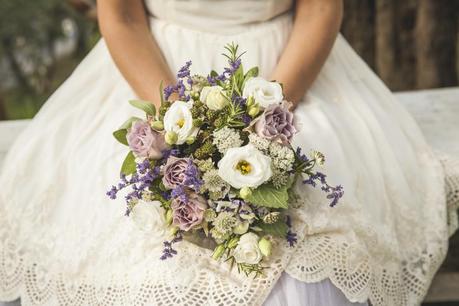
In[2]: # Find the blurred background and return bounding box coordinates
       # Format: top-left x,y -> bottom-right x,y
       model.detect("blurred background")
0,0 -> 458,120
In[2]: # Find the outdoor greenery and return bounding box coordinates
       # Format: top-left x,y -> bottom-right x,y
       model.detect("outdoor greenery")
0,0 -> 98,120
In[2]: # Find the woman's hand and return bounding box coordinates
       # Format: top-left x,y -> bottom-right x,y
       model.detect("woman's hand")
271,0 -> 343,108
98,0 -> 175,108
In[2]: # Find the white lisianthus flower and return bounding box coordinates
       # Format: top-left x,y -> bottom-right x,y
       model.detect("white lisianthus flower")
163,101 -> 198,144
218,144 -> 272,189
243,77 -> 283,108
233,232 -> 263,264
200,86 -> 229,110
130,200 -> 168,239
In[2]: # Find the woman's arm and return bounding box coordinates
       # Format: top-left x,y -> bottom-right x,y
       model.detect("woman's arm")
271,0 -> 343,106
98,0 -> 174,107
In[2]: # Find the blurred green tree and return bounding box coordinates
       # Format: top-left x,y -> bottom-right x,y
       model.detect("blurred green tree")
0,0 -> 98,119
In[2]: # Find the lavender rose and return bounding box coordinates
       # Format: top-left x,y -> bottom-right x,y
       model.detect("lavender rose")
254,103 -> 297,145
171,192 -> 207,231
127,120 -> 168,159
162,156 -> 189,189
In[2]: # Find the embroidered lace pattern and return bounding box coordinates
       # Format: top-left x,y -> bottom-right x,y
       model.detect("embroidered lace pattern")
0,150 -> 455,306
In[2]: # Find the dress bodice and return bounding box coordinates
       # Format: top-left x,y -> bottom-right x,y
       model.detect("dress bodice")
145,0 -> 293,33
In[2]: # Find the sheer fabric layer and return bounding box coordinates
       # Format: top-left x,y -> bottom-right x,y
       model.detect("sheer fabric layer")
0,10 -> 449,306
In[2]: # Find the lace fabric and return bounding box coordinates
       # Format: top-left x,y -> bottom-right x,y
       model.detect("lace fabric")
0,7 -> 457,306
1,150 -> 455,306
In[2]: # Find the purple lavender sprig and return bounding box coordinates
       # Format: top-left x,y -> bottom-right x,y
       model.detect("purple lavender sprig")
106,159 -> 161,214
302,172 -> 344,207
169,160 -> 203,202
160,232 -> 183,260
286,216 -> 297,247
183,159 -> 203,192
207,43 -> 243,85
294,147 -> 344,207
163,61 -> 193,101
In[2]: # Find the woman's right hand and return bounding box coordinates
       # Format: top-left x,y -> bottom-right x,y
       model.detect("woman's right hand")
98,0 -> 175,108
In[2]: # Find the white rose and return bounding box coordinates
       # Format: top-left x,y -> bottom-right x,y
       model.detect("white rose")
218,144 -> 272,189
233,232 -> 263,265
242,77 -> 283,108
130,200 -> 168,239
163,101 -> 198,144
200,86 -> 229,110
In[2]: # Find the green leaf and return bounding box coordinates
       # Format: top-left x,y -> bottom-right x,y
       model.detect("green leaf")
119,116 -> 141,130
246,183 -> 289,209
234,64 -> 244,92
121,151 -> 136,175
113,129 -> 128,146
244,67 -> 259,82
129,100 -> 156,116
257,220 -> 288,238
159,81 -> 165,105
112,117 -> 141,146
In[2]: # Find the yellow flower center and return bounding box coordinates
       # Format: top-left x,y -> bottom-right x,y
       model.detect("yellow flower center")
236,160 -> 252,175
176,118 -> 185,128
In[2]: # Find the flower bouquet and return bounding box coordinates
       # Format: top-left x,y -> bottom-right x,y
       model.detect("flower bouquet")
107,44 -> 343,276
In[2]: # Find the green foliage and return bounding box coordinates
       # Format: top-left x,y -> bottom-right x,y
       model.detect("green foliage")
113,129 -> 128,146
112,117 -> 141,145
129,100 -> 156,117
257,220 -> 289,238
121,151 -> 136,175
0,0 -> 99,120
246,183 -> 290,209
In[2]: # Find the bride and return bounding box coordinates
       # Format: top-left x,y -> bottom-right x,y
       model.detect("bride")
0,0 -> 453,305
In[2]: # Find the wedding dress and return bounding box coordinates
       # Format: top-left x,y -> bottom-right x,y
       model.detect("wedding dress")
0,0 -> 454,305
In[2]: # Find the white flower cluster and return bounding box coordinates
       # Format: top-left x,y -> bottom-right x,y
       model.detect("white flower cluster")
202,169 -> 230,200
271,168 -> 290,189
269,142 -> 295,172
210,211 -> 237,243
248,133 -> 270,153
212,127 -> 243,154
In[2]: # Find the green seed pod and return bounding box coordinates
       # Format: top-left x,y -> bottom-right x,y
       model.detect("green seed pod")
150,121 -> 164,130
212,244 -> 226,260
258,237 -> 272,257
165,131 -> 178,145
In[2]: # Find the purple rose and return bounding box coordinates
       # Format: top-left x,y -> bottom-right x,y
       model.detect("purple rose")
254,103 -> 297,144
162,156 -> 189,189
127,120 -> 168,159
171,192 -> 207,231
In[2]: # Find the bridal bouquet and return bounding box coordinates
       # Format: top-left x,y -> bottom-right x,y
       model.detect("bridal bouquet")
107,44 -> 343,276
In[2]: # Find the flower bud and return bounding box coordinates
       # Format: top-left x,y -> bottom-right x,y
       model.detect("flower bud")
165,131 -> 178,145
258,237 -> 272,257
212,244 -> 226,260
169,226 -> 179,236
247,96 -> 255,107
248,105 -> 260,117
193,118 -> 203,127
165,209 -> 173,225
186,136 -> 196,145
192,91 -> 200,100
151,120 -> 164,131
239,187 -> 252,199
227,237 -> 240,249
262,212 -> 280,224
233,221 -> 249,235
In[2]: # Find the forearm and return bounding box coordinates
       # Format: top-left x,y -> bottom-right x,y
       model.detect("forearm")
271,0 -> 343,105
98,0 -> 174,107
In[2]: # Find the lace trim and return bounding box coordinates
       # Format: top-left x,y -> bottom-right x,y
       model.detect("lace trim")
0,225 -> 294,306
285,149 -> 450,306
0,150 -> 454,306
438,153 -> 459,236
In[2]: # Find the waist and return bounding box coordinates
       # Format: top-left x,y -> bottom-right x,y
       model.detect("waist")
149,12 -> 293,36
146,0 -> 293,35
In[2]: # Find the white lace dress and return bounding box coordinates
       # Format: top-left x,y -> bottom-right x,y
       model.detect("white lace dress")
0,1 -> 454,305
